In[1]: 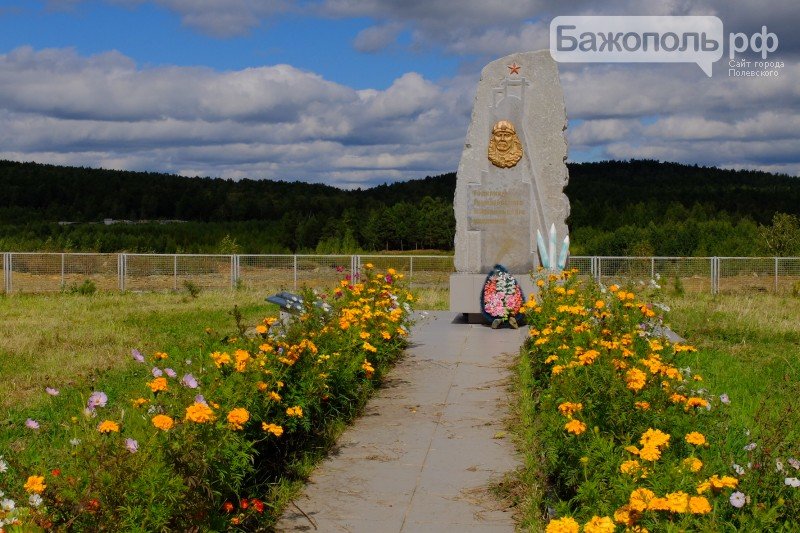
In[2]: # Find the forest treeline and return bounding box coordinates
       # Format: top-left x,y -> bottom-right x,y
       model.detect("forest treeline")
1,159 -> 799,255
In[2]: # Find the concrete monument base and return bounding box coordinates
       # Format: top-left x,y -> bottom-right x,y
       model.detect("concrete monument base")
449,272 -> 536,319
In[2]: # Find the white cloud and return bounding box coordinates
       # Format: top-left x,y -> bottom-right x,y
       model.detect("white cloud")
0,46 -> 464,186
5,0 -> 800,184
353,23 -> 403,53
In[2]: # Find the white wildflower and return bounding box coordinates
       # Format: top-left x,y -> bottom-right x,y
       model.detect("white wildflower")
28,494 -> 43,507
729,491 -> 747,508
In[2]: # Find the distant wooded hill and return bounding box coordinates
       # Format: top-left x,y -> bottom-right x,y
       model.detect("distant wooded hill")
1,159 -> 798,255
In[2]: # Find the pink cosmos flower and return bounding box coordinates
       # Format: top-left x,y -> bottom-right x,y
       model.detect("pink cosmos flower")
131,349 -> 145,363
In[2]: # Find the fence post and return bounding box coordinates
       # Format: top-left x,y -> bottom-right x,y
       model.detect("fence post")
231,254 -> 239,290
293,255 -> 298,291
651,257 -> 655,280
711,257 -> 718,295
61,253 -> 65,288
117,253 -> 125,292
2,252 -> 9,294
409,256 -> 414,281
7,253 -> 11,293
775,256 -> 779,293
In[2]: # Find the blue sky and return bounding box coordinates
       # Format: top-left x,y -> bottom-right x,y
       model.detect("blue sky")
0,0 -> 798,187
0,1 -> 461,89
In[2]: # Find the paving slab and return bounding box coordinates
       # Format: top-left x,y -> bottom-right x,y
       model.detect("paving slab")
275,311 -> 526,532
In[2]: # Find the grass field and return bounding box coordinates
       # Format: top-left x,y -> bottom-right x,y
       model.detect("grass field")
0,288 -> 271,412
662,292 -> 800,444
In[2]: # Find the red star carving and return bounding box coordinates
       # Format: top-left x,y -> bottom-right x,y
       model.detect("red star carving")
508,62 -> 521,75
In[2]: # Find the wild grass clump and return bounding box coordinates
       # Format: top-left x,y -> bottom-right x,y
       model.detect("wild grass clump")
0,265 -> 414,530
516,269 -> 798,532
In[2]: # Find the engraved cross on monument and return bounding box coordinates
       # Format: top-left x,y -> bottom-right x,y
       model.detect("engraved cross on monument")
450,50 -> 570,317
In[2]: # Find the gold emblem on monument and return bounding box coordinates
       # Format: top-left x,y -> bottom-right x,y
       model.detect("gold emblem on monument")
487,120 -> 523,169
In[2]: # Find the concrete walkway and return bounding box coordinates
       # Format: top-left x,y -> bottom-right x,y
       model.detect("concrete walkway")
276,311 -> 526,532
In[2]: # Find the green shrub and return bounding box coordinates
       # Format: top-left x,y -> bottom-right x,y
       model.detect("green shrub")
64,279 -> 97,295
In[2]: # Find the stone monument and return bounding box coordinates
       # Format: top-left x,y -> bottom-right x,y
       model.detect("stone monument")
450,50 -> 570,316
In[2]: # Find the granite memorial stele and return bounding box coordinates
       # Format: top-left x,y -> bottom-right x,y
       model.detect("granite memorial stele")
450,50 -> 570,317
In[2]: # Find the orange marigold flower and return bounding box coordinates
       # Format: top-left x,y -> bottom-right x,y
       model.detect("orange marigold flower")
613,505 -> 635,526
640,428 -> 670,449
151,414 -> 174,431
362,359 -> 375,379
227,408 -> 249,430
255,324 -> 268,334
688,496 -> 712,514
545,516 -> 579,533
153,351 -> 168,360
577,349 -> 600,365
638,445 -> 662,462
185,402 -> 216,423
262,422 -> 284,436
234,349 -> 251,372
268,391 -> 282,402
210,351 -> 231,368
664,491 -> 689,513
97,420 -> 120,433
286,406 -> 303,418
670,392 -> 688,404
557,402 -> 583,418
683,457 -> 703,472
685,397 -> 709,410
363,342 -> 377,353
583,516 -> 617,533
620,460 -> 644,477
634,401 -> 650,410
625,368 -> 647,392
685,432 -> 707,446
131,397 -> 148,408
147,377 -> 168,393
24,475 -> 46,494
564,419 -> 586,435
647,496 -> 670,512
629,488 -> 655,512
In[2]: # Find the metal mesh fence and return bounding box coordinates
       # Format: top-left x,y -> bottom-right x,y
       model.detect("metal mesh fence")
777,257 -> 800,294
653,257 -> 713,293
63,253 -> 119,291
238,255 -> 296,291
295,255 -> 353,291
357,255 -> 454,289
567,256 -> 593,279
3,253 -> 800,296
718,257 -> 779,294
124,254 -> 178,292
